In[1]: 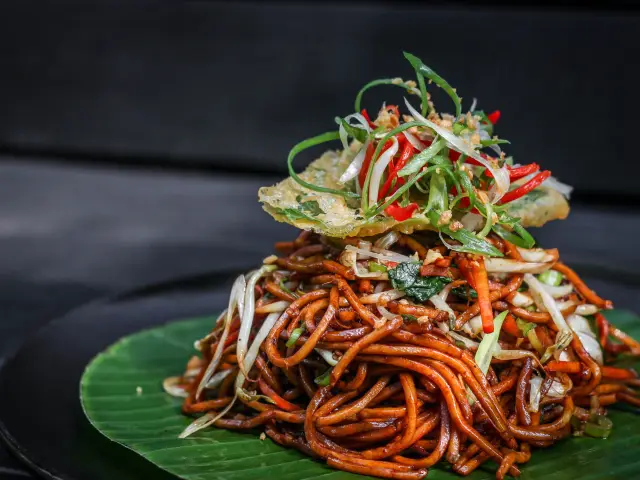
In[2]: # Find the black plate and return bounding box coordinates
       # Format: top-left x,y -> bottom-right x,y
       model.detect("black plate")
0,271 -> 243,480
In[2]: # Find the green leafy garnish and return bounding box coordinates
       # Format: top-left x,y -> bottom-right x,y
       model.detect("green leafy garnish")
354,78 -> 419,113
473,110 -> 494,136
516,318 -> 536,336
452,123 -> 466,135
452,285 -> 478,299
336,117 -> 368,143
398,138 -> 446,176
279,280 -> 298,299
492,214 -> 536,249
401,314 -> 419,322
474,310 -> 508,375
403,52 -> 462,118
259,51 -> 570,252
361,120 -> 424,211
480,139 -> 510,147
388,262 -> 451,303
287,131 -> 360,200
314,368 -> 332,386
368,261 -> 387,273
273,207 -> 319,224
426,210 -> 503,257
538,270 -> 564,287
286,326 -> 305,348
426,172 -> 448,213
296,195 -> 323,216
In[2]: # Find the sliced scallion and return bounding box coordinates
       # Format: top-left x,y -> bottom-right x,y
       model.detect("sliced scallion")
286,326 -> 305,348
538,270 -> 564,287
404,52 -> 462,118
369,261 -> 387,273
287,131 -> 360,200
314,368 -> 332,386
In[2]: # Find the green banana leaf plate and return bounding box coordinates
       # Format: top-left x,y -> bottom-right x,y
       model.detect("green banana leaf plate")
80,310 -> 640,480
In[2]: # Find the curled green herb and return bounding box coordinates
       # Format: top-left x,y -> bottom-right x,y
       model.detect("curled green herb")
286,326 -> 305,348
398,139 -> 446,177
516,318 -> 536,336
314,368 -> 332,386
279,281 -> 298,299
336,117 -> 368,144
354,79 -> 418,113
288,131 -> 360,200
404,52 -> 462,118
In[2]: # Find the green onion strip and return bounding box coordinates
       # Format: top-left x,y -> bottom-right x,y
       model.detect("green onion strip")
287,131 -> 360,200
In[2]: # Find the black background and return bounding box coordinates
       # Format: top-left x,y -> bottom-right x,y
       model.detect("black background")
0,1 -> 638,478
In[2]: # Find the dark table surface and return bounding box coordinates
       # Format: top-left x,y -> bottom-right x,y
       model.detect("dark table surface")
0,157 -> 639,478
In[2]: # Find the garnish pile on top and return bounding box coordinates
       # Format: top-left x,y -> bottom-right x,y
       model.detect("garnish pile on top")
283,52 -> 569,257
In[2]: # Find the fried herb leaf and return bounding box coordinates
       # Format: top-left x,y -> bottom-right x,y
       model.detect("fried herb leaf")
388,262 -> 451,303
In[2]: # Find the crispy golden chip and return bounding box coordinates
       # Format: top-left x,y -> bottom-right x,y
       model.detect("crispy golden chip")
258,149 -> 569,238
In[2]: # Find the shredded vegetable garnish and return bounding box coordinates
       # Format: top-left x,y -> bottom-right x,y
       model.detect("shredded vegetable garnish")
270,52 -> 571,251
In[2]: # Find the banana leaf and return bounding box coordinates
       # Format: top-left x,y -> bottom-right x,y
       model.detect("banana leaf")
81,311 -> 640,480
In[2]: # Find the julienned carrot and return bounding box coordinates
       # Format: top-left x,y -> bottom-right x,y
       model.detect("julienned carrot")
546,361 -> 582,374
470,257 -> 494,334
257,377 -> 301,412
601,366 -> 637,380
502,313 -> 521,338
595,312 -> 610,349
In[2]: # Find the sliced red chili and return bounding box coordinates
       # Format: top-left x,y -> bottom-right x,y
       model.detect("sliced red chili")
378,142 -> 414,200
508,163 -> 540,180
484,163 -> 540,181
358,142 -> 376,189
384,202 -> 418,222
257,378 -> 301,412
498,170 -> 551,205
487,110 -> 501,124
360,109 -> 377,129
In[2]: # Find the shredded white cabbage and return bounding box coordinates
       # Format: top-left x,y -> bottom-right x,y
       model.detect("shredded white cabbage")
360,289 -> 406,304
255,300 -> 290,314
575,304 -> 598,316
195,275 -> 246,399
541,283 -> 573,298
338,113 -> 371,152
403,131 -> 426,151
524,273 -> 572,349
374,231 -> 401,250
340,139 -> 370,184
529,376 -> 543,413
404,97 -> 510,202
474,311 -> 508,375
236,265 -> 277,376
315,348 -> 339,366
163,376 -> 188,398
567,314 -> 603,364
369,136 -> 399,205
485,258 -> 552,274
344,245 -> 412,264
448,331 -> 479,349
516,247 -> 556,263
430,293 -> 456,323
509,291 -> 534,308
